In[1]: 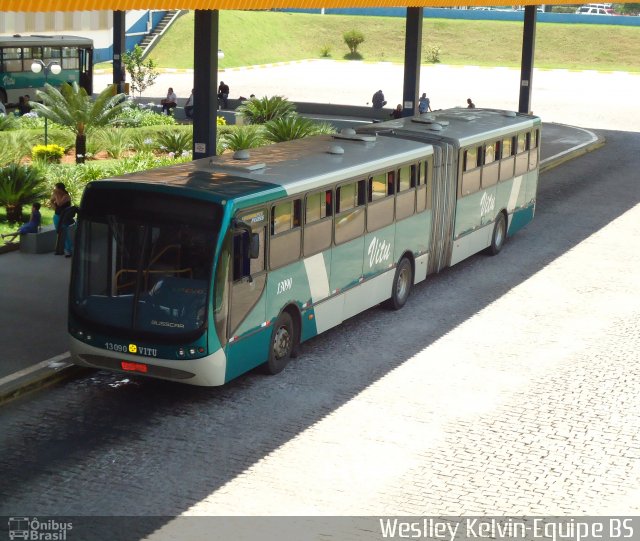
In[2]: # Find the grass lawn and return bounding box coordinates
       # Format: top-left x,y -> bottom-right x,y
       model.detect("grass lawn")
146,11 -> 640,72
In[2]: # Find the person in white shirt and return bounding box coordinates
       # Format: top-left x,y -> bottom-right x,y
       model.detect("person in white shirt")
161,87 -> 177,115
184,89 -> 194,119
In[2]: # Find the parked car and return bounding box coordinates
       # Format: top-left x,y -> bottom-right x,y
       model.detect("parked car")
575,4 -> 614,14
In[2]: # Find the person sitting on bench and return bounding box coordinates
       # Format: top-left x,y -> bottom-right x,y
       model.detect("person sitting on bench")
161,87 -> 178,115
2,203 -> 41,243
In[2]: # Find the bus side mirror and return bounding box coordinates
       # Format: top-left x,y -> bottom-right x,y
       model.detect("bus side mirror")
233,218 -> 260,259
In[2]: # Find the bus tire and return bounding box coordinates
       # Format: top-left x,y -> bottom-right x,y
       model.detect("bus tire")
263,311 -> 296,375
386,256 -> 413,311
488,212 -> 507,256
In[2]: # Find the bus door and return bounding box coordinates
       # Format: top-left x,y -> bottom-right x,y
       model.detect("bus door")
79,47 -> 93,95
226,209 -> 268,377
427,143 -> 456,274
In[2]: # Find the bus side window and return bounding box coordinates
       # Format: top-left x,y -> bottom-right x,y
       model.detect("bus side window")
528,129 -> 540,170
3,47 -> 22,72
270,199 -> 302,270
499,136 -> 515,182
335,180 -> 365,244
515,132 -> 529,176
396,165 -> 416,221
368,173 -> 387,202
367,171 -> 395,232
461,147 -> 481,197
482,141 -> 499,188
304,190 -> 332,257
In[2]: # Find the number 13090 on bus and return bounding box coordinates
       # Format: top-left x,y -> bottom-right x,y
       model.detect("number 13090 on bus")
68,108 -> 541,385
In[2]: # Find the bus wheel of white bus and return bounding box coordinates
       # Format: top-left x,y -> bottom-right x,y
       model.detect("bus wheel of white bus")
386,257 -> 413,311
264,311 -> 297,375
488,213 -> 507,256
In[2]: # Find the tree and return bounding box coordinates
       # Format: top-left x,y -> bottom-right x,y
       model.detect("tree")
122,44 -> 159,98
31,82 -> 127,164
0,164 -> 47,223
620,3 -> 640,14
343,29 -> 365,58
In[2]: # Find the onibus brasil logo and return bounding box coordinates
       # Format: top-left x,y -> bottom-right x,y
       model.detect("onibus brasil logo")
7,517 -> 72,540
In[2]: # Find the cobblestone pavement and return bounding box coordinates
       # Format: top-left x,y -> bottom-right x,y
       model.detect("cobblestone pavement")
1,131 -> 639,532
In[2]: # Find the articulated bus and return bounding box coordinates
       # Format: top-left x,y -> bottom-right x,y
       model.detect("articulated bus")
0,34 -> 93,106
68,108 -> 541,386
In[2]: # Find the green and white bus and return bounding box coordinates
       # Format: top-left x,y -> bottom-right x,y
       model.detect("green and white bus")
357,107 -> 541,270
0,34 -> 93,106
68,108 -> 540,386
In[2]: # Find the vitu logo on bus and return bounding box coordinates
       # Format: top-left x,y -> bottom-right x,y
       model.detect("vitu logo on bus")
277,277 -> 293,295
480,192 -> 496,217
368,236 -> 392,268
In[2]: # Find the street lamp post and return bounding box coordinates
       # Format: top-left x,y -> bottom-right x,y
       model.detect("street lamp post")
30,59 -> 61,146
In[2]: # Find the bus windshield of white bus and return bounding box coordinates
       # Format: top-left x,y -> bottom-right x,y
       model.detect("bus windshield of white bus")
71,188 -> 221,339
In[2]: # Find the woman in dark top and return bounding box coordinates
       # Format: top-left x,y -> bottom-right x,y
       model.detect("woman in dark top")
51,183 -> 72,256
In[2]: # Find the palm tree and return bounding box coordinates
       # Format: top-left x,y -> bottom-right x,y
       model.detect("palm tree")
31,82 -> 127,164
0,163 -> 47,223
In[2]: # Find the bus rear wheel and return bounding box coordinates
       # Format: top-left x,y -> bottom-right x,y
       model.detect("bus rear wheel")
263,311 -> 297,375
488,212 -> 507,255
386,257 -> 413,311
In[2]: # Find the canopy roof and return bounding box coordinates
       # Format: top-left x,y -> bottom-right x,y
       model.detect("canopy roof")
0,1 -> 574,13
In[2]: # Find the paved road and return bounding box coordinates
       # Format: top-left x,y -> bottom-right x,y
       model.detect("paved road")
1,130 -> 638,536
95,61 -> 640,132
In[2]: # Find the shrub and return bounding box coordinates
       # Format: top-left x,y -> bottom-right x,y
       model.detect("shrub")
157,130 -> 193,155
0,114 -> 17,131
113,102 -> 176,127
217,116 -> 227,126
425,45 -> 442,64
0,163 -> 47,222
320,45 -> 332,58
31,144 -> 65,163
15,113 -> 44,130
130,132 -> 156,153
47,129 -> 75,152
343,29 -> 365,55
222,125 -> 266,152
0,131 -> 38,166
236,96 -> 296,125
44,163 -> 104,204
264,115 -> 327,143
97,128 -> 132,159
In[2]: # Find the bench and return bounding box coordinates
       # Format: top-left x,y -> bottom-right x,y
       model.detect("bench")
20,225 -> 57,254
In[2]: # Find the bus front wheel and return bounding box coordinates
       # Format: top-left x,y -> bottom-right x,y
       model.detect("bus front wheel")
386,257 -> 413,311
264,311 -> 297,375
488,212 -> 507,255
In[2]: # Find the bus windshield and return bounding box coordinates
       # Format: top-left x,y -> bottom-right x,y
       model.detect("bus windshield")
71,188 -> 221,340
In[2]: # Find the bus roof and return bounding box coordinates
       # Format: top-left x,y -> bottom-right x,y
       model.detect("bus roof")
357,108 -> 541,148
0,34 -> 93,48
100,133 -> 433,204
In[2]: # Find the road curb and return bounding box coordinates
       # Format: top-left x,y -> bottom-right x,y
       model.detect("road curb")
0,355 -> 90,406
540,124 -> 605,173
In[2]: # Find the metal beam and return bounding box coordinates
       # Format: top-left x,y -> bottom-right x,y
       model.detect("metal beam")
402,7 -> 423,117
193,10 -> 219,160
112,11 -> 126,91
518,5 -> 537,114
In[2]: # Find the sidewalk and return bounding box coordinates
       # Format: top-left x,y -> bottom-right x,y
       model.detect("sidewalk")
0,121 -> 602,405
